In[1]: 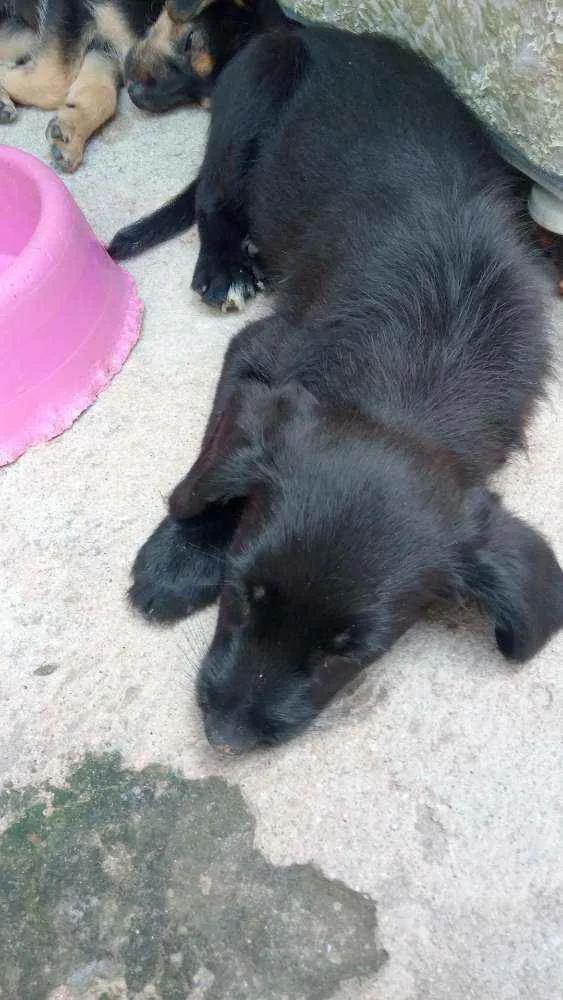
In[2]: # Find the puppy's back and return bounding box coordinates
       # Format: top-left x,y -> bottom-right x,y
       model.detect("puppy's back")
230,27 -> 549,479
246,27 -> 503,265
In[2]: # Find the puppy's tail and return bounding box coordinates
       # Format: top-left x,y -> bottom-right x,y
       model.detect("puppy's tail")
107,180 -> 197,261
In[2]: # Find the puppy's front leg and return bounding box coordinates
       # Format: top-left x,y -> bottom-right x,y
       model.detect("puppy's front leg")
129,500 -> 244,622
197,314 -> 289,452
129,316 -> 286,622
192,178 -> 260,312
46,47 -> 120,172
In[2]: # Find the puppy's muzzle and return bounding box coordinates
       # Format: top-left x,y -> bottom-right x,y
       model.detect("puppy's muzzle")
203,717 -> 257,756
128,81 -> 163,111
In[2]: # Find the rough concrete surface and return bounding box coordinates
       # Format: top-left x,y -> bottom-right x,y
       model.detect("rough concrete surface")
0,94 -> 562,1000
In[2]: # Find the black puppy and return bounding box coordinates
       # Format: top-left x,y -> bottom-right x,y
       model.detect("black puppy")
125,0 -> 563,752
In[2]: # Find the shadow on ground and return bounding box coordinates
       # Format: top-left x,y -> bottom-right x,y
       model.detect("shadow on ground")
0,753 -> 387,1000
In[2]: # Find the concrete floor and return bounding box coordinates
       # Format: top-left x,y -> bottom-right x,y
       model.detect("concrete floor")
0,96 -> 562,1000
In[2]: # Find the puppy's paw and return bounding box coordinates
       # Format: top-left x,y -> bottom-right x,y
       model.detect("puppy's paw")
46,112 -> 85,173
129,515 -> 227,624
0,91 -> 17,123
192,251 -> 259,313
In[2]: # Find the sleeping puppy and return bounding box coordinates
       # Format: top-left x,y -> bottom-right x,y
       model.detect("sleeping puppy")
124,0 -> 288,114
109,0 -> 290,259
0,0 -> 260,171
126,0 -> 563,752
0,0 -> 159,171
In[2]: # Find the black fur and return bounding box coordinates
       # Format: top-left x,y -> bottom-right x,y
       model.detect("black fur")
108,181 -> 198,260
125,3 -> 562,752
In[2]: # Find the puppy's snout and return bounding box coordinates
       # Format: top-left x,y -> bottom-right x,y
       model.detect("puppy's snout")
213,743 -> 238,756
128,81 -> 154,108
204,716 -> 257,756
124,46 -> 156,87
125,47 -> 157,87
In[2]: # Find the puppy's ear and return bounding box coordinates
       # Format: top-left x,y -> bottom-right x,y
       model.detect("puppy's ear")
310,656 -> 364,709
169,385 -> 264,519
463,490 -> 563,662
169,382 -> 318,519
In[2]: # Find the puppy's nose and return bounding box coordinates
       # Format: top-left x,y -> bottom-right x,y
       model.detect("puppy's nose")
128,82 -> 143,102
205,724 -> 256,756
210,737 -> 257,757
127,82 -> 157,111
214,742 -> 237,756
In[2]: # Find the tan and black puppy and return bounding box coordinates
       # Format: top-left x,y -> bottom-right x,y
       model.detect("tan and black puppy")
124,0 -> 288,112
0,0 -> 163,170
0,0 -> 260,170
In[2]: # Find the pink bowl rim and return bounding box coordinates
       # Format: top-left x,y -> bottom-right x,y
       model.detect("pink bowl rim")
0,143 -> 144,466
0,145 -> 76,311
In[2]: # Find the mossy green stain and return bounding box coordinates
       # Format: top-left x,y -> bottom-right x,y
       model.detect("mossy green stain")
0,753 -> 387,999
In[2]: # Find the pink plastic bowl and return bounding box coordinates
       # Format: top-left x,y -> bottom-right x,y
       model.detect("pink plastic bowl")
0,145 -> 143,466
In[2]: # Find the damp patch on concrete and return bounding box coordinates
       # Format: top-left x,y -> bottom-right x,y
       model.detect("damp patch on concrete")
0,753 -> 387,1000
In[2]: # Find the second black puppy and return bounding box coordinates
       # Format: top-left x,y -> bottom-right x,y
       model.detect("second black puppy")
126,0 -> 562,753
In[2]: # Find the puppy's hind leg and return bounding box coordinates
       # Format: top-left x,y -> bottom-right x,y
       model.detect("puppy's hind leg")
192,30 -> 308,311
46,42 -> 120,172
0,42 -> 76,117
192,182 -> 259,313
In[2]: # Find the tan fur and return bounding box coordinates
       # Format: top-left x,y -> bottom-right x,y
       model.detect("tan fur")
0,24 -> 37,64
46,52 -> 119,172
0,3 -> 147,167
192,50 -> 214,78
0,46 -> 77,110
145,7 -> 180,57
129,7 -> 183,79
93,4 -> 136,58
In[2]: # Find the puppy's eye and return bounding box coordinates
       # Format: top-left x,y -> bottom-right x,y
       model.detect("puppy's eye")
332,630 -> 351,652
184,28 -> 194,51
250,584 -> 266,604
